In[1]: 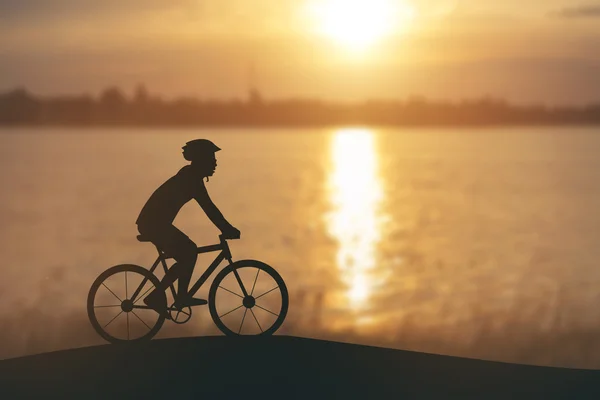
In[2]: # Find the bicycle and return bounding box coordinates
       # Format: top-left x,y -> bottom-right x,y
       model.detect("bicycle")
87,234 -> 289,343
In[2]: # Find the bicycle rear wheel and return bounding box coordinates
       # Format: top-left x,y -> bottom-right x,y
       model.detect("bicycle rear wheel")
209,260 -> 288,336
87,264 -> 166,343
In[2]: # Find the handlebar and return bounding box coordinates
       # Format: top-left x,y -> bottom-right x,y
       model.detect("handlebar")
219,233 -> 240,242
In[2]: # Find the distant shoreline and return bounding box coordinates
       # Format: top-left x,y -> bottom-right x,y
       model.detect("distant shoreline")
2,87 -> 600,127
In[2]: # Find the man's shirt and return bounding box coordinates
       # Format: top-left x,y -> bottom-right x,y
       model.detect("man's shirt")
136,165 -> 225,229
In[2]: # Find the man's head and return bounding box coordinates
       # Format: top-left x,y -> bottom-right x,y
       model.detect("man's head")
182,139 -> 220,177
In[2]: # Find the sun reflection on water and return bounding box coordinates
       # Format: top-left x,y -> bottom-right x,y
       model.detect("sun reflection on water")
326,128 -> 384,312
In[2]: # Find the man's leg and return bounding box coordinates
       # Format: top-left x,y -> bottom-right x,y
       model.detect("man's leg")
171,246 -> 198,301
157,226 -> 198,296
154,252 -> 196,294
143,226 -> 198,313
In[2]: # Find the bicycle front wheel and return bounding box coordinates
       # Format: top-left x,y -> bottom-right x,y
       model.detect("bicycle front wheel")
209,260 -> 288,336
87,264 -> 166,344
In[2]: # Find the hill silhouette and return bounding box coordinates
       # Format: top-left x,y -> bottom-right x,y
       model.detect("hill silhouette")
1,336 -> 599,399
2,86 -> 600,127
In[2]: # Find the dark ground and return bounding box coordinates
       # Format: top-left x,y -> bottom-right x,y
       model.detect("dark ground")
1,336 -> 599,399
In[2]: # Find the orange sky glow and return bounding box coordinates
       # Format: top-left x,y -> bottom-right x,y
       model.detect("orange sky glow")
1,0 -> 599,104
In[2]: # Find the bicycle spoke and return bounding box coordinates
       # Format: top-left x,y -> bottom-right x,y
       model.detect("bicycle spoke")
250,269 -> 260,295
125,271 -> 128,300
254,286 -> 279,300
239,309 -> 248,334
255,304 -> 279,317
102,283 -> 122,302
218,286 -> 243,298
250,309 -> 263,333
219,304 -> 244,319
104,310 -> 124,328
127,313 -> 130,340
133,286 -> 154,305
131,311 -> 152,330
94,304 -> 121,308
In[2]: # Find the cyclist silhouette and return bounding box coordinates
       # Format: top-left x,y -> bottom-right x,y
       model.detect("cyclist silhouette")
137,139 -> 240,317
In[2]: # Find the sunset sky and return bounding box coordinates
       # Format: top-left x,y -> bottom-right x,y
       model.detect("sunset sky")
1,0 -> 599,104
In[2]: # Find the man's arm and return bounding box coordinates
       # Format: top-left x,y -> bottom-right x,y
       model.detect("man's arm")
194,185 -> 236,233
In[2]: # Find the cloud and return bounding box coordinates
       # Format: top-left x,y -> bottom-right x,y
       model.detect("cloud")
553,4 -> 600,18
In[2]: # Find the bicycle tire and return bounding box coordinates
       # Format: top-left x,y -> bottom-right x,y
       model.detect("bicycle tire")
208,259 -> 288,336
87,264 -> 166,344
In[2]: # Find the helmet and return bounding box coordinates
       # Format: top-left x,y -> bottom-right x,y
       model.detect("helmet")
182,139 -> 221,161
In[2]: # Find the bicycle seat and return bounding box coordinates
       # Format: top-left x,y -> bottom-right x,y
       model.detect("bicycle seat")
136,234 -> 152,243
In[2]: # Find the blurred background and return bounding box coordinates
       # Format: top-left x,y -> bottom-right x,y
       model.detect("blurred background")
1,0 -> 600,368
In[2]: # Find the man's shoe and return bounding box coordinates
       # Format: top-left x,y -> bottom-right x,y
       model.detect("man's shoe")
175,295 -> 208,308
143,290 -> 170,319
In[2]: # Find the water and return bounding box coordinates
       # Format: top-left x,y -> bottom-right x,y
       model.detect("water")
1,126 -> 600,367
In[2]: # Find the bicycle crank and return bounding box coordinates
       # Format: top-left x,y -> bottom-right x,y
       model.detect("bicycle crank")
168,305 -> 192,324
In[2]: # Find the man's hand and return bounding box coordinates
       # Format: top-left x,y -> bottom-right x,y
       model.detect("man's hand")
221,225 -> 241,239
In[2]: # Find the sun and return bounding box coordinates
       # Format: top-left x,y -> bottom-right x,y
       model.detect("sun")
308,0 -> 415,52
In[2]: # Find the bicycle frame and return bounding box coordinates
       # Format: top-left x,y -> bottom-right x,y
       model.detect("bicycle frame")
130,235 -> 245,305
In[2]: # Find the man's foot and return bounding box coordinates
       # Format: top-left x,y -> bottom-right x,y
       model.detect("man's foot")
143,290 -> 169,319
174,295 -> 208,308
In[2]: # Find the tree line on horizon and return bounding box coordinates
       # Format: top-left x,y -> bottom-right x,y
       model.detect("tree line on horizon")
1,85 -> 600,127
